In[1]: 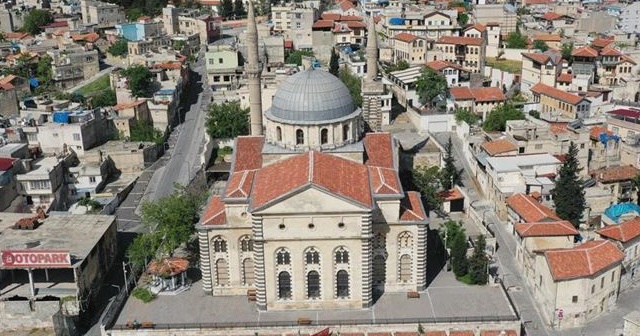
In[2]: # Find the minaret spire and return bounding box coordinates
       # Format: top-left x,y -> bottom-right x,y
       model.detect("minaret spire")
365,18 -> 378,81
246,1 -> 263,136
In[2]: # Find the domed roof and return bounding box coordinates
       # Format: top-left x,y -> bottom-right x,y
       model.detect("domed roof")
269,68 -> 356,123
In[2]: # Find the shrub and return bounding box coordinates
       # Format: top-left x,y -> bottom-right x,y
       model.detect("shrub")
131,287 -> 155,303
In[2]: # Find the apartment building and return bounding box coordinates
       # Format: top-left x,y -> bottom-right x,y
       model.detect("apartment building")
604,109 -> 640,169
115,21 -> 163,41
520,52 -> 563,98
48,47 -> 100,89
426,60 -> 470,87
36,110 -> 114,157
434,35 -> 485,73
530,83 -> 591,120
597,48 -> 636,87
162,5 -> 221,45
205,45 -> 242,90
127,37 -> 171,56
16,155 -> 70,211
381,9 -> 460,41
393,33 -> 426,65
67,161 -> 108,201
618,1 -> 640,34
597,217 -> 640,284
448,87 -> 506,120
473,4 -> 517,34
80,0 -> 125,28
571,46 -> 598,89
590,165 -> 640,204
0,157 -> 18,211
273,3 -> 317,49
506,193 -> 560,230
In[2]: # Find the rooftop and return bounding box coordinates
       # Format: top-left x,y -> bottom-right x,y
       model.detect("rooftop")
16,157 -> 63,179
515,220 -> 578,237
597,217 -> 640,243
530,83 -> 585,105
506,193 -> 560,223
591,165 -> 640,183
485,153 -> 561,173
480,139 -> 517,156
544,240 -> 624,281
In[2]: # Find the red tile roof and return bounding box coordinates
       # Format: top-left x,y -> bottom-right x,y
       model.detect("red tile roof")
232,136 -> 264,172
450,87 -> 506,103
572,45 -> 599,58
481,139 -> 518,156
114,100 -> 146,111
522,52 -> 551,64
515,220 -> 578,237
449,332 -> 474,336
592,38 -> 614,49
597,217 -> 640,243
556,73 -> 572,83
321,13 -> 342,20
284,40 -> 293,49
0,157 -> 16,171
438,188 -> 464,201
4,32 -> 31,40
338,0 -> 355,11
436,35 -> 483,46
369,166 -> 401,195
530,83 -> 585,105
608,108 -> 640,119
424,333 -> 446,336
201,195 -> 226,225
506,193 -> 560,223
464,23 -> 486,32
400,191 -> 427,221
251,151 -> 372,210
346,21 -> 366,29
333,23 -> 352,33
395,332 -> 418,336
340,15 -> 363,21
621,54 -> 637,65
589,125 -> 613,140
534,34 -> 562,42
426,60 -> 464,72
42,20 -> 68,28
312,20 -> 335,29
364,132 -> 394,168
541,12 -> 563,21
153,62 -> 182,70
549,122 -> 569,134
591,165 -> 640,183
600,47 -> 622,56
225,170 -> 256,198
544,240 -> 624,281
395,32 -> 419,43
450,87 -> 474,100
480,331 -> 518,336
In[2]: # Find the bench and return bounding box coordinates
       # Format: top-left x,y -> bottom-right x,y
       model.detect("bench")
297,317 -> 312,325
140,322 -> 155,329
407,291 -> 420,299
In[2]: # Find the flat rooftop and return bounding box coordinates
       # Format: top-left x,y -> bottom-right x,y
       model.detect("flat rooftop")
0,213 -> 116,268
16,156 -> 62,178
114,271 -> 518,329
0,143 -> 27,157
485,153 -> 560,173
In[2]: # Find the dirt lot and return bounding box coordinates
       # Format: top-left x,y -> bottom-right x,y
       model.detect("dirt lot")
0,328 -> 54,336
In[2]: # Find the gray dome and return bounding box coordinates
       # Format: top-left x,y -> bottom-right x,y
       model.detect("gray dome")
269,69 -> 355,122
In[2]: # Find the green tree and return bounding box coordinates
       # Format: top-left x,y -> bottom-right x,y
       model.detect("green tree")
206,101 -> 249,139
505,31 -> 527,49
255,0 -> 270,15
552,142 -> 586,228
233,0 -> 246,17
450,230 -> 468,277
36,54 -> 53,83
561,42 -> 574,63
412,165 -> 444,211
108,38 -> 129,57
90,89 -> 117,108
127,233 -> 160,270
329,50 -> 340,76
387,60 -> 410,73
285,50 -> 314,65
455,108 -> 479,125
22,9 -> 54,35
416,67 -> 448,108
632,173 -> 640,205
483,104 -> 525,132
468,235 -> 489,285
533,40 -> 549,52
218,0 -> 234,18
121,65 -> 153,97
441,137 -> 462,190
338,67 -> 362,107
130,121 -> 164,144
457,13 -> 469,26
126,8 -> 144,21
439,220 -> 465,249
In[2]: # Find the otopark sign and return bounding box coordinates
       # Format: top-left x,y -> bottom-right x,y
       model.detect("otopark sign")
1,250 -> 72,269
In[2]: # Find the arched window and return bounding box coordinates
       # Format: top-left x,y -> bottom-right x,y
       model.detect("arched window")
305,248 -> 320,265
215,258 -> 229,286
240,236 -> 253,252
242,258 -> 255,286
336,270 -> 349,298
373,233 -> 386,250
276,249 -> 291,265
320,128 -> 328,145
307,271 -> 320,299
296,129 -> 304,145
399,254 -> 412,282
335,247 -> 349,264
398,231 -> 413,249
212,236 -> 227,253
278,271 -> 292,299
276,126 -> 282,141
342,125 -> 350,141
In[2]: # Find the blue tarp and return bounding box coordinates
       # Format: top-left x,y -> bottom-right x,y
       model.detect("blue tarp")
389,18 -> 405,25
599,133 -> 620,147
29,77 -> 39,87
604,202 -> 640,223
52,111 -> 71,124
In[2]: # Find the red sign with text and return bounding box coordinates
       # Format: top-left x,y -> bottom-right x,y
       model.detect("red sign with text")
1,250 -> 71,268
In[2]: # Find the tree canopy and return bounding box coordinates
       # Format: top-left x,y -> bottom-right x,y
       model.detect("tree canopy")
206,101 -> 249,139
218,0 -> 234,18
552,142 -> 585,228
36,54 -> 53,83
441,137 -> 462,190
233,0 -> 246,17
108,38 -> 129,57
91,89 -> 118,108
561,42 -> 574,63
130,121 -> 164,144
468,235 -> 489,285
416,67 -> 448,107
412,165 -> 444,211
339,67 -> 362,107
387,60 -> 410,73
505,31 -> 527,49
457,13 -> 469,26
22,9 -> 54,35
329,50 -> 340,76
455,108 -> 479,126
533,40 -> 549,52
121,65 -> 154,97
483,104 -> 525,132
285,50 -> 314,66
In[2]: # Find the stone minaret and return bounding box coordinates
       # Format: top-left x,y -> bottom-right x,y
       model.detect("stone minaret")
246,1 -> 263,136
361,18 -> 389,131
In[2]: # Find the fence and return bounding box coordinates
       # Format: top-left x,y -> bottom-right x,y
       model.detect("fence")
101,270 -> 138,330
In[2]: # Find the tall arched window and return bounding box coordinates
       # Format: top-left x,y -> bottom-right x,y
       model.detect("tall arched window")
215,258 -> 229,286
296,129 -> 304,145
398,232 -> 413,249
276,126 -> 282,141
240,236 -> 253,252
307,271 -> 320,299
342,125 -> 349,141
336,270 -> 349,298
276,249 -> 291,265
278,271 -> 292,299
305,248 -> 320,265
399,254 -> 412,282
242,258 -> 255,286
320,128 -> 328,145
335,247 -> 349,264
212,236 -> 227,253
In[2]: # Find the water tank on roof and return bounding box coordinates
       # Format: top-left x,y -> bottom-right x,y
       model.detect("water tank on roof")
389,17 -> 405,25
52,111 -> 71,124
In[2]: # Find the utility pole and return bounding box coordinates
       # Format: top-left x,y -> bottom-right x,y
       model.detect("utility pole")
122,261 -> 128,295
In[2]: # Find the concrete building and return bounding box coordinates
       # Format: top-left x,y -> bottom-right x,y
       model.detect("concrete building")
112,100 -> 151,138
67,161 -> 109,202
473,4 -> 518,34
381,9 -> 460,41
426,60 -> 470,87
84,140 -> 159,173
433,35 -> 485,73
162,5 -> 221,45
80,0 -> 125,28
48,47 -> 100,89
597,216 -> 640,284
590,165 -> 640,204
205,45 -> 242,90
520,52 -> 563,98
571,46 -> 598,89
530,83 -> 591,120
618,2 -> 640,34
16,155 -> 71,211
392,33 -> 427,65
448,87 -> 506,120
0,157 -> 19,211
272,3 -> 317,49
115,21 -> 163,41
0,75 -> 32,117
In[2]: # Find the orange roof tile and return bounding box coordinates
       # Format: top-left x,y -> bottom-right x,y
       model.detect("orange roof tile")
113,100 -> 146,111
515,220 -> 578,237
530,83 -> 585,105
338,0 -> 355,11
395,333 -> 419,336
438,188 -> 464,201
450,87 -> 475,100
339,15 -> 363,21
424,333 -> 446,336
534,34 -> 562,42
506,193 -> 560,223
449,332 -> 474,336
333,23 -> 352,33
542,12 -> 563,20
201,195 -> 226,225
250,151 -> 372,210
232,136 -> 264,172
621,54 -> 637,65
451,87 -> 506,102
364,132 -> 394,168
284,40 -> 293,49
556,73 -> 572,83
436,35 -> 483,46
224,170 -> 256,198
426,60 -> 464,72
312,20 -> 335,29
146,257 -> 188,276
464,23 -> 486,32
4,32 -> 31,40
572,45 -> 599,58
591,165 -> 640,183
589,125 -> 612,140
544,240 -> 624,281
522,52 -> 550,64
321,13 -> 341,20
480,331 -> 518,336
600,47 -> 622,56
592,38 -> 614,49
395,32 -> 418,43
597,217 -> 640,243
153,62 -> 182,70
346,21 -> 366,29
368,166 -> 402,195
481,139 -> 518,156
